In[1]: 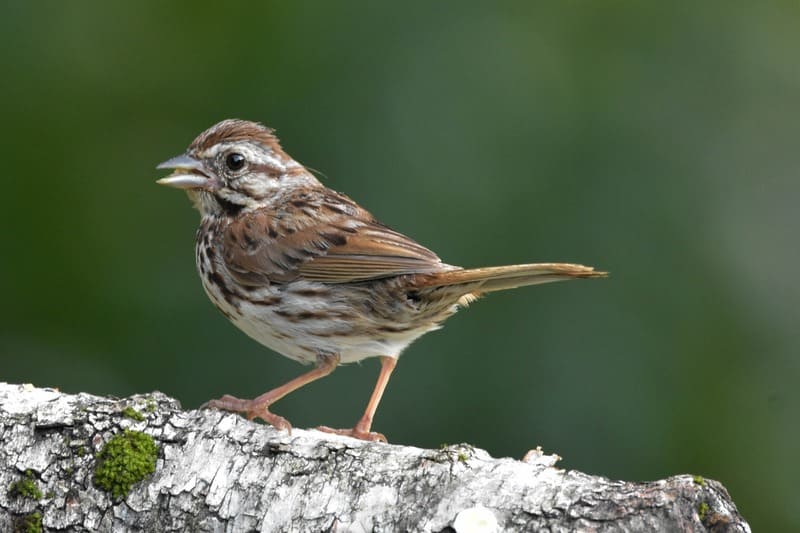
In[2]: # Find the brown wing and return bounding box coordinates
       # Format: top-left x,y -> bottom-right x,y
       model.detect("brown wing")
221,189 -> 449,285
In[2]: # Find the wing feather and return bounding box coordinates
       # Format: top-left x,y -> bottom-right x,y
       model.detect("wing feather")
221,189 -> 449,285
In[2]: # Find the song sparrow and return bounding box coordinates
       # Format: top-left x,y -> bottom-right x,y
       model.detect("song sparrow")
157,119 -> 605,442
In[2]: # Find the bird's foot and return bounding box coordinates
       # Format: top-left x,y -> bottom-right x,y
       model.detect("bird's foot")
316,425 -> 387,442
202,394 -> 292,433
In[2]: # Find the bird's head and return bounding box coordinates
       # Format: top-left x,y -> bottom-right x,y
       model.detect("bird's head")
157,119 -> 319,216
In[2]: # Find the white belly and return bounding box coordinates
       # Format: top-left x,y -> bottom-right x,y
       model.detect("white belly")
201,276 -> 440,365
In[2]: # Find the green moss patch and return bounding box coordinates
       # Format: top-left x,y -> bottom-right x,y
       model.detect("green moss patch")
15,511 -> 42,533
121,406 -> 144,421
9,470 -> 42,500
94,430 -> 158,499
697,501 -> 710,521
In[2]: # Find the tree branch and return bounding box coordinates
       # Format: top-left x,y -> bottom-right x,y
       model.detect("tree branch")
0,383 -> 749,532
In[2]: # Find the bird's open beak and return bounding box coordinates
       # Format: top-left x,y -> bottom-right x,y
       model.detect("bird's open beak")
156,154 -> 215,190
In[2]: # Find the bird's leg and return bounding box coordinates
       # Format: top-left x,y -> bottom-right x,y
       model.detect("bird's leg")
202,352 -> 340,433
317,356 -> 397,442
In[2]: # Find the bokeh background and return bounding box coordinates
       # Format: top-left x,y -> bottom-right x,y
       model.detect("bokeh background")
2,2 -> 798,529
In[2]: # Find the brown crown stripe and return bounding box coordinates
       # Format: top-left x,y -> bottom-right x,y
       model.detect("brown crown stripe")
190,119 -> 286,156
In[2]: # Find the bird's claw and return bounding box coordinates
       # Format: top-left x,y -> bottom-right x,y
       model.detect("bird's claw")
202,395 -> 292,434
316,425 -> 387,442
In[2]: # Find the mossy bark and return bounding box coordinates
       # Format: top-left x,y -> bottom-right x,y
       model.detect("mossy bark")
0,383 -> 750,532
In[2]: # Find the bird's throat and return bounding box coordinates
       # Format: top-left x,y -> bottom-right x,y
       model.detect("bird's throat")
189,190 -> 243,217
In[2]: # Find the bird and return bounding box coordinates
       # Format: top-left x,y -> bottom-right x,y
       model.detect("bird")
157,119 -> 606,441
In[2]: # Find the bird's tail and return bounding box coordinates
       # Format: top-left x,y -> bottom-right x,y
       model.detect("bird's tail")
418,263 -> 607,294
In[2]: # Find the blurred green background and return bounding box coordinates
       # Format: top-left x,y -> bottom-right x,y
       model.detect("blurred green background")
1,2 -> 798,529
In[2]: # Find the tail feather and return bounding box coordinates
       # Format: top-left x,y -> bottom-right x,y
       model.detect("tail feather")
419,263 -> 607,293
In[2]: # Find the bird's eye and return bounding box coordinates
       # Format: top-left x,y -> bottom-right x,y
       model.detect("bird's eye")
225,152 -> 246,171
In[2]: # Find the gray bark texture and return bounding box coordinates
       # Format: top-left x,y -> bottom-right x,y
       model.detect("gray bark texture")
0,383 -> 750,532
